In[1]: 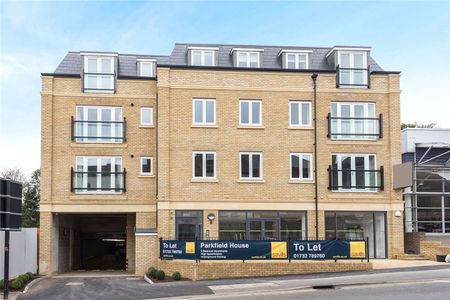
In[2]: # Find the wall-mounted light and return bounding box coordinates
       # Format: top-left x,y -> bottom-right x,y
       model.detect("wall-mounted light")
395,210 -> 402,218
207,213 -> 215,224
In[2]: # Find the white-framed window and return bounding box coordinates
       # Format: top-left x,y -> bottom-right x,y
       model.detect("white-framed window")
290,153 -> 313,180
74,156 -> 124,193
237,52 -> 260,68
285,53 -> 308,69
192,151 -> 216,179
83,55 -> 115,92
239,100 -> 262,126
140,107 -> 153,126
193,99 -> 216,125
75,106 -> 123,143
138,60 -> 156,77
289,101 -> 311,127
240,152 -> 262,180
330,102 -> 377,140
331,154 -> 377,191
191,50 -> 215,66
140,157 -> 153,176
337,51 -> 368,86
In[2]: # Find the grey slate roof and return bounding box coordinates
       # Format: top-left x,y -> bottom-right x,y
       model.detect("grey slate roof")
53,43 -> 385,76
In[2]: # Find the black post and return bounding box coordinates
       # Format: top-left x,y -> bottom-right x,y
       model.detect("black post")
71,116 -> 74,141
327,113 -> 331,138
288,237 -> 291,263
380,166 -> 384,191
366,236 -> 370,263
379,114 -> 383,139
70,167 -> 74,193
3,230 -> 10,300
123,117 -> 127,143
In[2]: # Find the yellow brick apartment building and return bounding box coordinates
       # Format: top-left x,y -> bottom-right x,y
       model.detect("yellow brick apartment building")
40,44 -> 403,275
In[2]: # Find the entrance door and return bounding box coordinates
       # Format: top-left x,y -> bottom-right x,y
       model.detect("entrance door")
247,219 -> 279,240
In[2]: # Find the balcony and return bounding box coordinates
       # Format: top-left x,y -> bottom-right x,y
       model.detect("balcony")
327,166 -> 384,191
83,73 -> 115,93
71,167 -> 126,193
336,65 -> 370,88
327,113 -> 382,140
71,117 -> 126,143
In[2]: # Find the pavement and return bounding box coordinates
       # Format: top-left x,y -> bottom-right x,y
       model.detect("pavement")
15,262 -> 450,300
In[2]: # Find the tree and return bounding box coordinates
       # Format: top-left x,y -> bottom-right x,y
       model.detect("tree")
0,167 -> 27,183
22,169 -> 40,227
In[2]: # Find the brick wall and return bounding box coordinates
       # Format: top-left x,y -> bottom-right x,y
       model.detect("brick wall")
404,232 -> 425,254
158,260 -> 372,281
421,241 -> 450,261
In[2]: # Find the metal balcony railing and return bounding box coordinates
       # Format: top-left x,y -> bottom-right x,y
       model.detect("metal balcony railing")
71,167 -> 126,193
327,165 -> 384,191
71,116 -> 126,143
327,113 -> 383,139
336,65 -> 370,88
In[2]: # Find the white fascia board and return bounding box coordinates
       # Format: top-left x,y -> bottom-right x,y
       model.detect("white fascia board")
137,58 -> 157,62
80,52 -> 119,57
278,49 -> 313,56
187,46 -> 220,51
231,48 -> 265,53
325,47 -> 372,58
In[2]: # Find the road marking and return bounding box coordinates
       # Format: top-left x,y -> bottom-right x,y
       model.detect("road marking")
65,282 -> 84,286
210,282 -> 279,291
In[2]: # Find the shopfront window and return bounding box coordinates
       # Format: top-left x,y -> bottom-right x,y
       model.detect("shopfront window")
325,211 -> 386,258
175,211 -> 203,240
218,211 -> 306,240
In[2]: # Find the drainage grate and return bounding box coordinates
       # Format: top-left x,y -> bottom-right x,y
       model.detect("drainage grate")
312,285 -> 335,290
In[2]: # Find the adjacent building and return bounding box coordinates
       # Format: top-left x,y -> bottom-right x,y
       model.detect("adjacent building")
40,43 -> 403,275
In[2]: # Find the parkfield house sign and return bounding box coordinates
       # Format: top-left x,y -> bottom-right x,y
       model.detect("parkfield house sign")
160,239 -> 368,261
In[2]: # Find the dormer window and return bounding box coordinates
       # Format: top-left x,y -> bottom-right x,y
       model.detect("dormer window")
231,48 -> 263,68
137,59 -> 156,77
188,47 -> 217,66
326,47 -> 370,88
280,50 -> 312,69
82,53 -> 116,93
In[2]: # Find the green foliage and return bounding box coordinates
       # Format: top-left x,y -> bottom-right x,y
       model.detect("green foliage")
155,270 -> 165,280
10,278 -> 23,290
0,279 -> 4,290
147,267 -> 158,279
22,169 -> 40,227
18,274 -> 28,283
172,272 -> 181,281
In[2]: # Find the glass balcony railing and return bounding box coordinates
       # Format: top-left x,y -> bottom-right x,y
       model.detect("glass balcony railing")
327,166 -> 384,191
71,168 -> 126,193
336,65 -> 370,88
71,117 -> 126,143
327,113 -> 383,140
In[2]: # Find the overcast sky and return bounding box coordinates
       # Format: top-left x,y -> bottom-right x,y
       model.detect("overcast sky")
1,0 -> 449,175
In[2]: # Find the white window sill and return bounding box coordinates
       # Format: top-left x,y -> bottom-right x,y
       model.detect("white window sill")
237,179 -> 265,183
139,174 -> 155,178
191,124 -> 219,128
288,179 -> 315,184
191,178 -> 219,183
139,125 -> 154,128
237,125 -> 265,129
288,126 -> 313,130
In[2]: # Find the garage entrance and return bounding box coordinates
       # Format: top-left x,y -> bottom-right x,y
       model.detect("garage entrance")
55,213 -> 133,273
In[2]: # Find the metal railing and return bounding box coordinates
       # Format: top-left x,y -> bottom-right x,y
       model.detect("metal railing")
70,167 -> 126,193
71,116 -> 126,142
83,73 -> 115,91
336,65 -> 370,88
327,165 -> 384,191
327,113 -> 383,139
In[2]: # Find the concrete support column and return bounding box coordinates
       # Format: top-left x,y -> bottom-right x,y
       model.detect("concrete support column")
39,212 -> 53,275
307,210 -> 325,240
126,213 -> 136,273
388,210 -> 404,258
135,212 -> 158,275
203,210 -> 219,239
